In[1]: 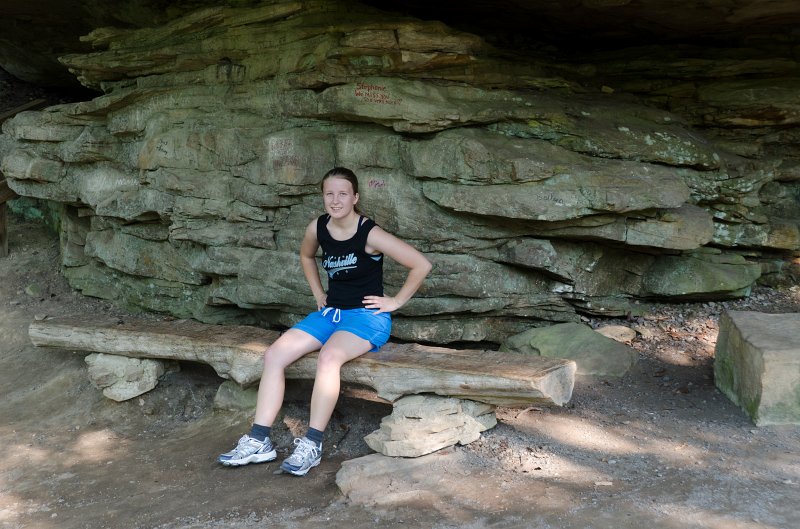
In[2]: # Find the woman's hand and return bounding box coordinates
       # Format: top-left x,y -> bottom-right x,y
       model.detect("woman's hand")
363,295 -> 401,314
364,227 -> 432,312
315,294 -> 327,311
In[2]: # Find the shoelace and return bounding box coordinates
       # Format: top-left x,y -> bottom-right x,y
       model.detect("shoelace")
233,435 -> 261,456
287,438 -> 320,463
321,307 -> 341,323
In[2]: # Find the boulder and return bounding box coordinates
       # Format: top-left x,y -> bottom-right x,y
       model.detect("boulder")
213,380 -> 258,412
84,353 -> 175,402
714,311 -> 800,426
501,322 -> 638,377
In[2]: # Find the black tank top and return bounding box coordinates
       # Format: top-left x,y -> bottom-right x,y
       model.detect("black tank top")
317,214 -> 384,309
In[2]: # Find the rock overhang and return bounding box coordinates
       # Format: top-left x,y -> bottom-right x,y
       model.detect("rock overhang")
2,1 -> 800,86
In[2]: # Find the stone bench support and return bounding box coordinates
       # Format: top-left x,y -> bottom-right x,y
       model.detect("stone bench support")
714,310 -> 800,426
365,394 -> 498,457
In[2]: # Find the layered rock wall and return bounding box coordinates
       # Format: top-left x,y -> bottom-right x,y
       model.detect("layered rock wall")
1,0 -> 798,343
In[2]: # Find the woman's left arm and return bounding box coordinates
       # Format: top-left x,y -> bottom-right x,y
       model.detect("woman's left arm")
363,226 -> 432,314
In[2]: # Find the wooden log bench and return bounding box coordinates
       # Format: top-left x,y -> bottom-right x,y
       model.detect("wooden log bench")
30,316 -> 576,457
28,316 -> 575,407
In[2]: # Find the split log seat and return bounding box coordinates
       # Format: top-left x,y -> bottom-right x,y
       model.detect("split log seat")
31,316 -> 577,456
29,316 -> 576,407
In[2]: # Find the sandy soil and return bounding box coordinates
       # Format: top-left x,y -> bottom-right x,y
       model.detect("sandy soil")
2,212 -> 799,529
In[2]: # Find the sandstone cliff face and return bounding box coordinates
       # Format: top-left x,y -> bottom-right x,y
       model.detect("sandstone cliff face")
1,0 -> 798,343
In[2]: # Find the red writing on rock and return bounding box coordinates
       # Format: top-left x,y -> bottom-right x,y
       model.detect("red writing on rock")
368,179 -> 386,189
354,82 -> 402,105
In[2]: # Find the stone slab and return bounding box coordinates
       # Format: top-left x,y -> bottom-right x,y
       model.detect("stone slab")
500,322 -> 638,377
714,310 -> 800,426
364,395 -> 496,457
84,352 -> 172,401
336,450 -> 472,506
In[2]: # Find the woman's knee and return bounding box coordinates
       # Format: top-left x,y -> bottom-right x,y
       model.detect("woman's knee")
263,346 -> 293,371
316,347 -> 346,372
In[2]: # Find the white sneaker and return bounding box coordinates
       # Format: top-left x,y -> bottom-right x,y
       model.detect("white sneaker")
218,435 -> 277,466
280,437 -> 322,476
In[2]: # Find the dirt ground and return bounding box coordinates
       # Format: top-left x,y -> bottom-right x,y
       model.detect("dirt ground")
2,212 -> 799,529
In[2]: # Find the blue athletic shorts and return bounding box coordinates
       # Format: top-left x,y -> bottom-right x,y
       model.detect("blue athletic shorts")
292,307 -> 392,352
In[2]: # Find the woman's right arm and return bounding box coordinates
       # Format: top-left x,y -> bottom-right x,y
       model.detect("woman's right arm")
299,219 -> 327,310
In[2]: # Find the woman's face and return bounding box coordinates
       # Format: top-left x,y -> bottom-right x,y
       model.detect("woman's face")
322,176 -> 359,219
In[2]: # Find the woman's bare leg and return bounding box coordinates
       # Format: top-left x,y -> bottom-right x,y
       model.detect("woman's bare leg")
254,329 -> 322,427
308,331 -> 372,431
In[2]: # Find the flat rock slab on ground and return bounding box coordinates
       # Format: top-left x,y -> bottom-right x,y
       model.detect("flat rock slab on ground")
500,322 -> 639,376
336,450 -> 474,506
714,310 -> 800,426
